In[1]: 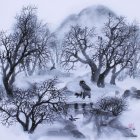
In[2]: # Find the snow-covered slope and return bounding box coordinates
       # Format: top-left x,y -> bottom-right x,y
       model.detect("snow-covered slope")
0,75 -> 139,140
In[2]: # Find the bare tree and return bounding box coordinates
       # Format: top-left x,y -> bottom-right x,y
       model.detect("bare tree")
127,58 -> 140,78
61,15 -> 138,88
126,43 -> 140,79
109,24 -> 140,85
0,79 -> 65,133
96,15 -> 139,87
61,25 -> 100,82
0,6 -> 51,96
21,25 -> 53,76
110,26 -> 139,85
96,96 -> 127,116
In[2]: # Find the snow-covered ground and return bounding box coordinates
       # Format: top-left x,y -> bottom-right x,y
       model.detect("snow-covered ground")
0,69 -> 140,140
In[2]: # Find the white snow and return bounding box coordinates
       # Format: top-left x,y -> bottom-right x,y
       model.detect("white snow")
0,70 -> 140,140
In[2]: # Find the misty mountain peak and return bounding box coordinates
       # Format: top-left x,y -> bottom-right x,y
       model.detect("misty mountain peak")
57,5 -> 116,38
78,5 -> 115,17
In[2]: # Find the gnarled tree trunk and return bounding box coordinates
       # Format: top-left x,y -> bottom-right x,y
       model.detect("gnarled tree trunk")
110,67 -> 125,85
97,69 -> 110,88
3,67 -> 17,97
110,74 -> 117,85
89,62 -> 100,83
3,77 -> 13,97
91,69 -> 100,83
110,67 -> 117,85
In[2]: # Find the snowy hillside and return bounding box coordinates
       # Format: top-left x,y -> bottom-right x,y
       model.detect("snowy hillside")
0,72 -> 140,140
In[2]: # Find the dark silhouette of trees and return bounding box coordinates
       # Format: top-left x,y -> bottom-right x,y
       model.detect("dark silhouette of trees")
0,6 -> 52,96
97,15 -> 139,87
21,26 -> 53,76
61,25 -> 99,82
62,15 -> 139,87
0,79 -> 65,133
96,96 -> 127,116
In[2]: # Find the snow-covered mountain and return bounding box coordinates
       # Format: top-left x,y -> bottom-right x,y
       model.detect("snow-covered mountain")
56,5 -> 116,38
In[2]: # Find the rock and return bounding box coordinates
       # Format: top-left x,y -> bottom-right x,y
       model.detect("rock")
133,90 -> 140,99
123,88 -> 140,99
121,128 -> 137,137
109,118 -> 137,137
71,129 -> 85,138
130,87 -> 137,92
122,90 -> 131,98
62,120 -> 86,138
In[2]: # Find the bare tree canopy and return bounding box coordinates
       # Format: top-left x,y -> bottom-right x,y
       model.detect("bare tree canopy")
0,78 -> 66,133
61,25 -> 99,82
0,6 -> 53,96
61,14 -> 139,87
97,15 -> 139,87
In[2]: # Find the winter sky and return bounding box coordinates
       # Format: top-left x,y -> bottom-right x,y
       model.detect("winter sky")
0,0 -> 139,30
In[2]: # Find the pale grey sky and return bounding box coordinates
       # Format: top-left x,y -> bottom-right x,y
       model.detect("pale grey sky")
0,0 -> 140,30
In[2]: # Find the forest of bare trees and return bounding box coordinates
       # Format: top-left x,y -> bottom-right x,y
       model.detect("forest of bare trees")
62,15 -> 140,87
0,5 -> 139,136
